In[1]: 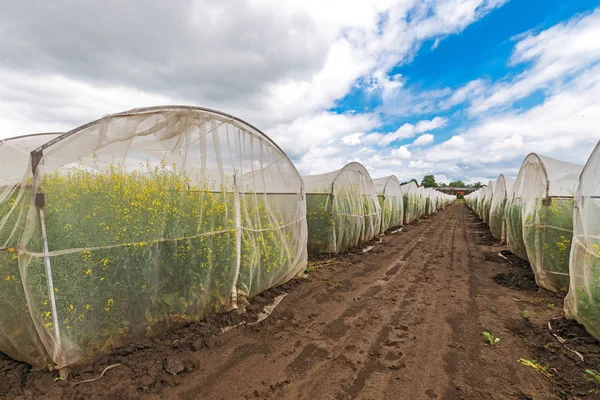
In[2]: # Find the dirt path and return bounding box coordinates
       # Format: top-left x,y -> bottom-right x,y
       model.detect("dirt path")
4,202 -> 600,399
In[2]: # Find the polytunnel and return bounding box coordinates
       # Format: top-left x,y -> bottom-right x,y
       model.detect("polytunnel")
1,133 -> 62,367
0,106 -> 308,369
507,153 -> 583,292
489,175 -> 515,242
424,188 -> 437,215
373,176 -> 404,234
304,162 -> 380,255
417,186 -> 426,218
476,184 -> 489,220
401,181 -> 420,224
565,140 -> 600,339
481,180 -> 496,224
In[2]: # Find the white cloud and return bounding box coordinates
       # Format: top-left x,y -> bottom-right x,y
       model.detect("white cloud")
468,7 -> 600,115
390,145 -> 412,159
426,62 -> 600,179
412,133 -> 435,146
266,111 -> 380,159
378,116 -> 447,146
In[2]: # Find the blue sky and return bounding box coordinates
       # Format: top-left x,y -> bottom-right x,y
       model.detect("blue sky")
1,0 -> 599,184
326,0 -> 600,184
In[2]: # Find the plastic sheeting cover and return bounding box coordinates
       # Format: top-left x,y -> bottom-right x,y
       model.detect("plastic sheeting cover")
303,162 -> 380,255
481,181 -> 496,224
1,106 -> 308,368
565,140 -> 600,339
401,181 -> 420,224
373,176 -> 403,234
1,133 -> 62,368
489,175 -> 515,242
508,153 -> 582,291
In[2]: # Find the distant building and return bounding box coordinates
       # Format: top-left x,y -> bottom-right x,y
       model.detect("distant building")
436,187 -> 477,196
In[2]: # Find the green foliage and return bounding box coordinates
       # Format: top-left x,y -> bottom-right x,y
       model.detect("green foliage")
400,179 -> 418,186
521,310 -> 529,319
505,201 -> 527,260
1,162 -> 297,366
586,369 -> 600,383
306,187 -> 379,255
448,180 -> 466,188
421,175 -> 438,188
523,198 -> 573,291
482,331 -> 500,345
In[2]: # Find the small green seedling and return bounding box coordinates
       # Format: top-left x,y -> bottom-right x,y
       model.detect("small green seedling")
54,376 -> 62,382
586,369 -> 600,383
482,331 -> 500,346
490,306 -> 497,313
547,303 -> 555,309
522,310 -> 529,319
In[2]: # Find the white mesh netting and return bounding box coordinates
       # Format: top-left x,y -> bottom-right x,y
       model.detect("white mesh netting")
507,153 -> 582,291
489,175 -> 515,242
565,141 -> 600,339
1,133 -> 62,368
373,176 -> 404,233
481,180 -> 496,224
303,162 -> 380,255
401,182 -> 420,224
1,106 -> 308,368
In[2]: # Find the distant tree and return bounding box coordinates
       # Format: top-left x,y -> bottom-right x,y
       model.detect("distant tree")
400,178 -> 419,186
472,182 -> 483,188
421,175 -> 438,188
448,180 -> 465,187
438,182 -> 448,188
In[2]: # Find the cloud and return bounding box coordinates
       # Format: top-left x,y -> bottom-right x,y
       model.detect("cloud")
378,116 -> 447,146
468,7 -> 600,115
390,145 -> 412,159
426,62 -> 600,179
266,111 -> 380,159
412,133 -> 435,146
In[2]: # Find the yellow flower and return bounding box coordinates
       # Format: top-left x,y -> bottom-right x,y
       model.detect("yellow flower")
84,304 -> 91,310
44,322 -> 52,328
67,304 -> 74,312
7,247 -> 15,253
4,275 -> 16,281
85,269 -> 93,276
104,298 -> 114,312
12,254 -> 18,260
54,287 -> 59,293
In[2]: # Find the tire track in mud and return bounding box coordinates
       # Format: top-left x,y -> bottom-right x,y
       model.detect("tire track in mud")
284,216 -> 452,399
169,205 -> 463,400
325,209 -> 458,400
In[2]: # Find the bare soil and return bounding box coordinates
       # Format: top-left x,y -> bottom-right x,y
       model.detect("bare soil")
3,202 -> 600,399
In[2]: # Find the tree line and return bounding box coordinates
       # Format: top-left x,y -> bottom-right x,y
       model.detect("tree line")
400,175 -> 484,189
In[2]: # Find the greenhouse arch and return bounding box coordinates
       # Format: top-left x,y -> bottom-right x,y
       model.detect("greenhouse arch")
1,132 -> 62,368
2,106 -> 308,369
506,153 -> 582,291
303,162 -> 381,255
566,140 -> 600,339
373,175 -> 404,234
489,174 -> 514,242
401,181 -> 419,224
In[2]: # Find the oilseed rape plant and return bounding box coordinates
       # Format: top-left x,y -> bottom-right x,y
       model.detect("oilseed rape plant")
1,161 -> 298,367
